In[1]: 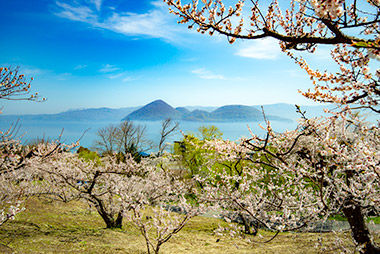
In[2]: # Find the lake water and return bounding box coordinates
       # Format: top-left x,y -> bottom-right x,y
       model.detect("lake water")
0,119 -> 298,152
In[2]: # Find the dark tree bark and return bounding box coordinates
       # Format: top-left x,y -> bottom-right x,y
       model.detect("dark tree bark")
87,175 -> 124,229
157,118 -> 179,157
342,199 -> 380,254
93,199 -> 123,229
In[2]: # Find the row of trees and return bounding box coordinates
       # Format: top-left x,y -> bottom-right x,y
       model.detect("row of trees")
0,66 -> 45,226
2,0 -> 380,251
0,65 -> 206,254
163,0 -> 380,252
28,145 -> 203,254
0,67 -> 191,254
3,113 -> 378,253
93,118 -> 179,160
0,135 -> 202,254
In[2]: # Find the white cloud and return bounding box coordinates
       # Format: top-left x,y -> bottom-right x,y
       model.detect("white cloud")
74,64 -> 87,70
54,2 -> 97,22
122,76 -> 137,82
99,64 -> 120,73
108,73 -> 124,79
89,0 -> 102,11
3,65 -> 77,81
192,68 -> 225,80
53,1 -> 180,41
235,38 -> 281,60
20,66 -> 46,76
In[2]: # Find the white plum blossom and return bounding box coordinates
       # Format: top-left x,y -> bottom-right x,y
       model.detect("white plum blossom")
190,113 -> 380,252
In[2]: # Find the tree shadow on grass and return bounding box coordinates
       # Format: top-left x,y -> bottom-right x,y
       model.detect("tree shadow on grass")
0,218 -> 109,250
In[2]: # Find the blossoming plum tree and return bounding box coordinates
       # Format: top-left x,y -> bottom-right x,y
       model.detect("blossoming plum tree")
164,0 -> 380,252
27,148 -> 142,229
27,148 -> 203,253
118,163 -> 204,254
164,0 -> 380,112
0,66 -> 43,102
0,129 -> 26,226
0,132 -> 71,226
0,67 -> 45,226
197,115 -> 379,252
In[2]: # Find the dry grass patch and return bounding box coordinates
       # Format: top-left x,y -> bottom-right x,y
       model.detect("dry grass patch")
0,197 -> 377,253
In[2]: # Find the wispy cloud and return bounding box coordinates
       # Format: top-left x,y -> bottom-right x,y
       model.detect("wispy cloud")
108,72 -> 124,79
55,2 -> 97,22
20,66 -> 46,76
192,68 -> 225,80
99,64 -> 120,73
2,64 -> 76,81
235,38 -> 281,60
74,64 -> 87,70
89,0 -> 102,11
122,76 -> 138,82
53,1 -> 180,41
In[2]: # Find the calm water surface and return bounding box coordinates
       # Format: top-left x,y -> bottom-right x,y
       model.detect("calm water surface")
0,119 -> 297,151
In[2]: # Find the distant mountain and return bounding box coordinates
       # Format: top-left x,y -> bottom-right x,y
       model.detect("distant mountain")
0,107 -> 139,122
175,107 -> 191,115
208,105 -> 291,122
55,107 -> 139,121
183,109 -> 211,121
4,100 -> 369,124
210,105 -> 262,121
183,106 -> 218,112
122,100 -> 183,121
123,100 -> 293,122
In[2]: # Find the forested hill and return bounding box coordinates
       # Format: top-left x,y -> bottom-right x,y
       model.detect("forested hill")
122,100 -> 182,121
1,100 -> 364,123
123,100 -> 292,122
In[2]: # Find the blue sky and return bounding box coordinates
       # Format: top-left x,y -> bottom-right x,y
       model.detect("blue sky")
0,0 -> 330,115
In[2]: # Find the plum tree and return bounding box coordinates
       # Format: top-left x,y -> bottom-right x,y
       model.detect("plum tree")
165,1 -> 380,252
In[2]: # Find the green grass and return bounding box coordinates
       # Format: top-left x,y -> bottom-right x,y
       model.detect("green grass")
368,217 -> 380,224
0,198 -> 378,253
329,214 -> 347,221
329,214 -> 380,224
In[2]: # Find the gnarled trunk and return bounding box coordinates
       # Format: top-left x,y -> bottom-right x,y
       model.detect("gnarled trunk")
98,209 -> 123,229
90,197 -> 123,229
342,200 -> 380,254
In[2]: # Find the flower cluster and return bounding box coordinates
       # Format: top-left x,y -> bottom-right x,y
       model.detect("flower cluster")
0,66 -> 44,101
165,0 -> 380,111
18,145 -> 204,253
193,113 -> 379,250
289,44 -> 380,112
308,0 -> 345,19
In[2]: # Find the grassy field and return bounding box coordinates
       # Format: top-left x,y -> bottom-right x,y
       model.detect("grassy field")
0,198 -> 378,254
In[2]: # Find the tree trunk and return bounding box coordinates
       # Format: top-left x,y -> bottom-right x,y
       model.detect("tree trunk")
114,212 -> 123,228
92,199 -> 123,229
342,200 -> 380,254
239,212 -> 257,235
101,211 -> 123,229
101,213 -> 123,229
